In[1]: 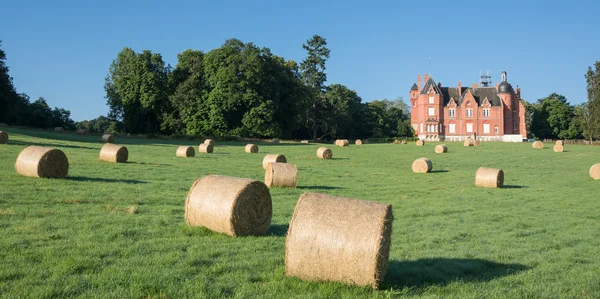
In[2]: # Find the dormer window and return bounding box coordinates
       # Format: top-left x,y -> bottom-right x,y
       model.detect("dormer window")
483,109 -> 490,117
466,109 -> 473,117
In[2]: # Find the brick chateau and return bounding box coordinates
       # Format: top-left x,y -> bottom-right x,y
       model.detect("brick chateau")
409,71 -> 527,142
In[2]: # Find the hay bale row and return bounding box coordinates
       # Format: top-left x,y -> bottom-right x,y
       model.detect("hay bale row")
464,139 -> 474,147
15,146 -> 69,178
199,143 -> 213,153
590,164 -> 600,180
185,175 -> 272,237
100,143 -> 128,163
265,162 -> 298,188
176,146 -> 195,158
272,138 -> 280,144
102,134 -> 115,143
392,139 -> 399,144
532,141 -> 544,149
401,140 -> 407,144
553,144 -> 564,152
474,140 -> 481,146
300,140 -> 309,144
335,139 -> 349,147
412,158 -> 432,173
76,129 -> 88,135
416,140 -> 424,146
0,131 -> 7,144
245,144 -> 259,153
435,144 -> 447,154
263,154 -> 287,169
317,147 -> 333,159
475,167 -> 504,188
285,192 -> 393,289
355,139 -> 362,145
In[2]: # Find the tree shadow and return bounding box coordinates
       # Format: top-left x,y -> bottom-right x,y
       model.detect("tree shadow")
430,170 -> 450,173
127,162 -> 173,167
383,258 -> 529,289
503,185 -> 528,189
11,140 -> 98,150
297,186 -> 345,190
267,224 -> 289,236
67,176 -> 148,184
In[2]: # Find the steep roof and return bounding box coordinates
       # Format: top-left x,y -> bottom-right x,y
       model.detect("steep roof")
410,83 -> 418,91
417,75 -> 505,107
419,76 -> 443,95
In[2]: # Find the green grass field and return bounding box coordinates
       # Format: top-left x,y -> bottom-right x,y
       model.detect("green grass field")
1,127 -> 600,298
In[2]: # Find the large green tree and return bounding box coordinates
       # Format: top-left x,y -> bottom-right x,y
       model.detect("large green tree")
300,35 -> 330,139
582,61 -> 600,141
529,93 -> 579,139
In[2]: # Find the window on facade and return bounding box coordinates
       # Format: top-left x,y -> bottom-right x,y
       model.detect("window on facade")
483,109 -> 490,117
466,109 -> 473,117
484,124 -> 490,134
413,101 -> 416,107
420,123 -> 423,133
494,126 -> 499,134
466,123 -> 473,133
449,109 -> 455,117
449,124 -> 456,133
429,96 -> 434,104
428,107 -> 435,116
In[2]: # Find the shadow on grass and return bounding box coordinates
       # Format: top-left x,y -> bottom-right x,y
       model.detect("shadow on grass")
297,185 -> 345,190
430,170 -> 450,173
11,140 -> 98,150
503,185 -> 528,189
67,176 -> 148,184
383,258 -> 529,289
268,224 -> 289,236
127,162 -> 173,167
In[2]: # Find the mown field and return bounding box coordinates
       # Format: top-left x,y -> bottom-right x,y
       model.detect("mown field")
1,126 -> 600,298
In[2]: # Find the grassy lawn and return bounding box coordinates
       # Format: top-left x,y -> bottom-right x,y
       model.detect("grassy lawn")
1,126 -> 600,298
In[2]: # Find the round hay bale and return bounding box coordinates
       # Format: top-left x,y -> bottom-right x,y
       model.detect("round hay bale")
553,144 -> 564,152
272,138 -> 280,144
15,146 -> 69,178
416,140 -> 424,146
464,139 -> 474,147
435,144 -> 448,154
392,139 -> 400,144
265,162 -> 298,188
262,154 -> 287,169
176,146 -> 195,157
76,129 -> 88,135
412,158 -> 432,173
102,134 -> 115,143
589,164 -> 600,180
401,140 -> 407,144
300,140 -> 309,144
185,175 -> 272,237
316,147 -> 333,159
54,127 -> 64,132
198,143 -> 214,153
0,131 -> 8,144
99,143 -> 128,163
355,139 -> 363,145
285,192 -> 393,289
245,144 -> 259,153
336,139 -> 349,147
475,167 -> 504,188
555,140 -> 564,146
532,141 -> 544,149
204,139 -> 214,146
474,140 -> 481,146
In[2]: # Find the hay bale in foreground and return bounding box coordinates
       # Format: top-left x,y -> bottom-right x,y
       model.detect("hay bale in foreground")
185,175 -> 272,237
317,147 -> 333,159
475,167 -> 504,188
272,138 -> 280,144
532,141 -> 544,149
262,154 -> 287,169
265,162 -> 298,188
102,134 -> 115,143
15,146 -> 69,178
416,140 -> 424,146
590,164 -> 600,180
0,131 -> 8,144
412,158 -> 432,173
553,144 -> 564,152
204,139 -> 214,146
300,140 -> 309,144
245,144 -> 259,153
54,127 -> 64,132
464,139 -> 474,147
285,192 -> 393,289
336,139 -> 349,147
555,140 -> 564,146
76,129 -> 88,135
198,143 -> 213,153
99,143 -> 128,163
176,146 -> 195,157
435,144 -> 447,154
355,139 -> 362,145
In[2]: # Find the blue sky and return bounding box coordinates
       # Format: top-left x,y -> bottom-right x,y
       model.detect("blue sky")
1,0 -> 599,121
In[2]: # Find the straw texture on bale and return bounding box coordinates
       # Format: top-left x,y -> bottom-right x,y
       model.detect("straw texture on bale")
285,192 -> 393,289
401,140 -> 407,144
464,139 -> 474,147
355,139 -> 362,145
99,143 -> 129,163
300,140 -> 309,143
102,134 -> 115,143
435,144 -> 447,153
553,144 -> 564,152
272,138 -> 280,144
555,140 -> 564,146
176,146 -> 195,157
245,144 -> 259,153
198,143 -> 214,153
475,167 -> 504,188
0,131 -> 7,144
204,139 -> 214,146
185,175 -> 272,237
412,158 -> 432,173
76,129 -> 88,135
532,141 -> 544,149
416,140 -> 424,146
316,147 -> 333,159
265,162 -> 298,188
262,154 -> 287,169
589,163 -> 600,180
15,146 -> 69,178
54,127 -> 64,132
335,139 -> 349,147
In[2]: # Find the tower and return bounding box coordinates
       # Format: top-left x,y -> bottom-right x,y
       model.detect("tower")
497,71 -> 515,134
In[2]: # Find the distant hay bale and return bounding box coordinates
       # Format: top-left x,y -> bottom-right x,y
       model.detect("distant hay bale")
54,127 -> 64,132
335,139 -> 349,147
265,162 -> 298,188
532,141 -> 544,149
464,139 -> 474,147
392,139 -> 399,144
185,175 -> 272,237
553,144 -> 564,152
285,192 -> 393,289
412,158 -> 432,173
0,131 -> 8,144
555,140 -> 563,146
355,139 -> 362,145
99,143 -> 128,163
204,139 -> 214,146
102,134 -> 115,143
198,143 -> 214,153
245,144 -> 259,153
317,147 -> 333,159
475,167 -> 504,188
15,146 -> 69,178
76,129 -> 88,135
435,144 -> 448,154
272,138 -> 280,144
474,140 -> 481,146
401,140 -> 407,144
590,164 -> 600,180
416,140 -> 424,146
176,146 -> 195,157
262,154 -> 287,169
300,140 -> 309,144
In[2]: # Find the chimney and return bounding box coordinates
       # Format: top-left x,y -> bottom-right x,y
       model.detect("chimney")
438,82 -> 442,89
516,85 -> 521,98
424,74 -> 429,84
417,74 -> 421,92
472,83 -> 478,88
458,81 -> 462,97
495,83 -> 499,93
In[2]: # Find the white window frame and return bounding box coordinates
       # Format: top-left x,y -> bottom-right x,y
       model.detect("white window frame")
466,123 -> 473,133
449,124 -> 456,133
449,109 -> 455,117
466,109 -> 473,117
429,96 -> 434,104
428,107 -> 435,116
483,108 -> 489,117
484,124 -> 490,134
